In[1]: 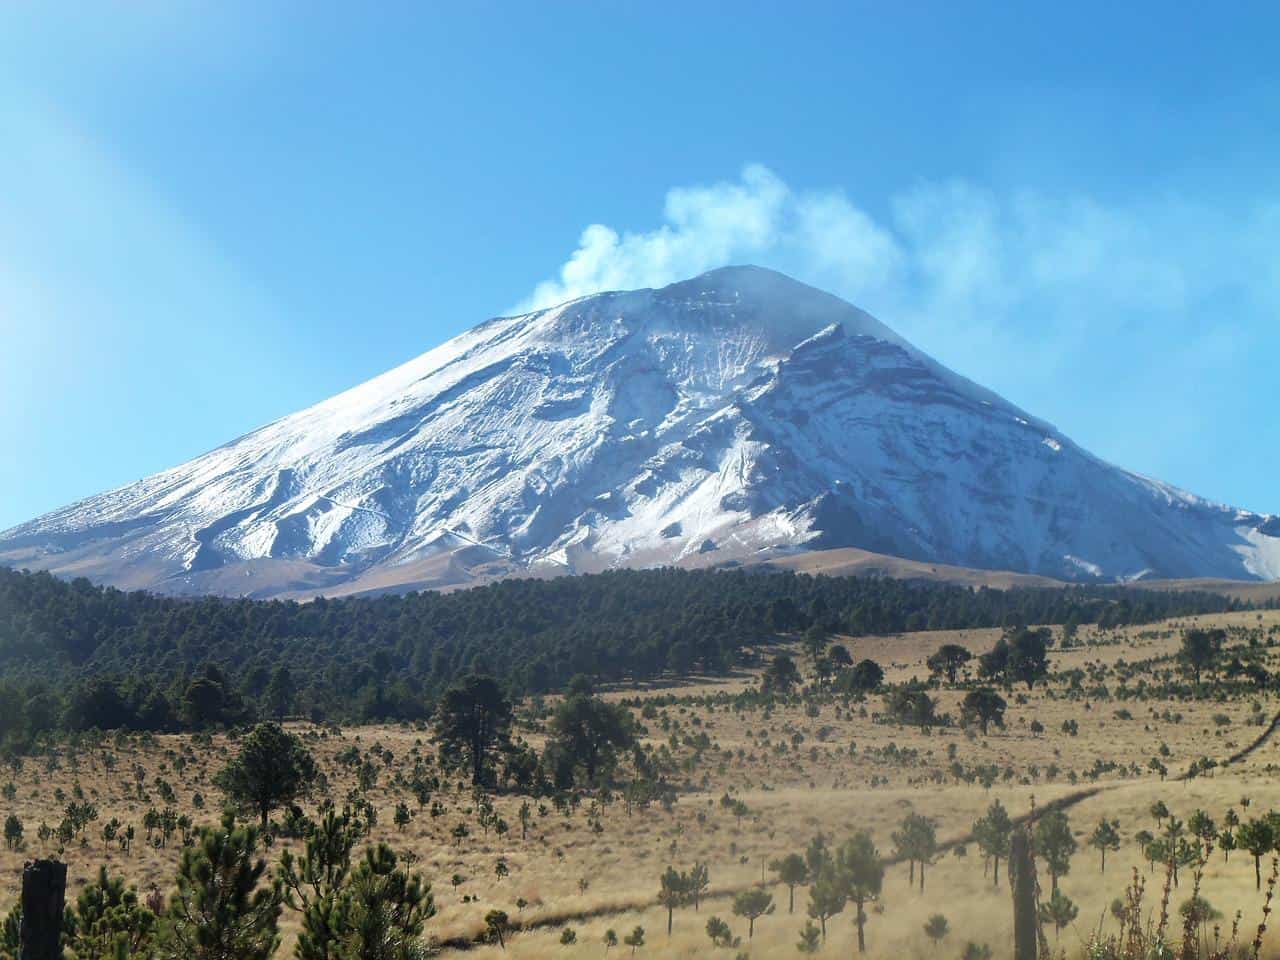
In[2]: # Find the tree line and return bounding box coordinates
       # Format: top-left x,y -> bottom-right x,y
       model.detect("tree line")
0,564 -> 1249,750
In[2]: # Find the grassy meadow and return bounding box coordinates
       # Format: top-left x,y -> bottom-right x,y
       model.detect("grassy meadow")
4,608 -> 1280,958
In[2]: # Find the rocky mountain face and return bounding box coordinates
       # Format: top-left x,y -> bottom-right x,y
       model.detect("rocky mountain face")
3,266 -> 1276,596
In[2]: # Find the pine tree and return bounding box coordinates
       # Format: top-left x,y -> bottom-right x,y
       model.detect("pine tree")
772,853 -> 809,913
731,889 -> 774,940
1089,819 -> 1121,873
923,913 -> 950,945
686,862 -> 709,911
973,800 -> 1013,886
796,920 -> 821,953
837,831 -> 884,953
624,925 -> 645,955
214,722 -> 317,826
1034,810 -> 1076,893
278,805 -> 363,960
1038,889 -> 1078,943
158,811 -> 281,960
433,675 -> 513,787
485,910 -> 510,949
705,916 -> 734,947
656,867 -> 688,936
805,865 -> 846,941
324,843 -> 435,960
64,866 -> 158,960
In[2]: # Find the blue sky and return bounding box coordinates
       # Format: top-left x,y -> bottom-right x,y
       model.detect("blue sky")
2,1 -> 1277,532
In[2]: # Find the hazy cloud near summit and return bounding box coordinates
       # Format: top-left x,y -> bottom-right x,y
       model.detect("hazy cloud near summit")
521,164 -> 1280,512
520,164 -> 904,313
520,163 -> 1278,378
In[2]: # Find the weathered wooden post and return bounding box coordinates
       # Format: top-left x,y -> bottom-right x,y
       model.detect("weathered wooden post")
1010,826 -> 1037,960
20,859 -> 66,960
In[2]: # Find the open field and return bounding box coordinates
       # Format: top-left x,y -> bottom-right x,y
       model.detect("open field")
5,608 -> 1280,958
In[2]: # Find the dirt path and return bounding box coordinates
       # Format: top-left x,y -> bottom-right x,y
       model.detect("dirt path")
1219,709 -> 1280,768
432,706 -> 1280,952
430,785 -> 1109,951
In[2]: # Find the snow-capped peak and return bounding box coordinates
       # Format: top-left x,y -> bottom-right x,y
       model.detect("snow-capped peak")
2,266 -> 1275,596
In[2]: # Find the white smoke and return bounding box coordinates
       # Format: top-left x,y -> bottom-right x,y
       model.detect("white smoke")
519,165 -> 1280,511
520,166 -> 1279,376
519,164 -> 901,312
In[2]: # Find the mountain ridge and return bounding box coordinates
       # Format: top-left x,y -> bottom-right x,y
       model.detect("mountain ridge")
3,265 -> 1277,596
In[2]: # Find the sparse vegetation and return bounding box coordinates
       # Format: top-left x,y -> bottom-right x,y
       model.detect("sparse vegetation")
1,595 -> 1279,958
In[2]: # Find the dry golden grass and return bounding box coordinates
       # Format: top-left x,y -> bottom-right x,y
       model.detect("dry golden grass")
4,608 -> 1280,958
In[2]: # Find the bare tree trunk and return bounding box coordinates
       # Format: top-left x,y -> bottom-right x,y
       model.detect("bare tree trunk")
20,859 -> 67,960
1010,828 -> 1038,960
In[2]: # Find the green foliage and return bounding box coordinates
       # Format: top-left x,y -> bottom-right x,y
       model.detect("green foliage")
731,888 -> 774,940
623,925 -> 645,953
394,803 -> 411,832
484,909 -> 509,949
322,844 -> 435,960
0,565 -> 1238,744
891,813 -> 938,891
2,814 -> 21,851
761,655 -> 802,695
545,682 -> 637,786
927,644 -> 972,683
1187,808 -> 1216,845
1038,888 -> 1078,940
1,902 -> 19,959
805,864 -> 846,941
772,853 -> 809,912
972,800 -> 1013,886
686,863 -> 710,910
158,811 -> 281,960
960,688 -> 1006,735
1033,809 -> 1076,890
1236,816 -> 1275,889
796,919 -> 821,953
1179,628 -> 1225,683
979,627 -> 1051,689
705,915 -> 734,947
801,625 -> 829,664
834,660 -> 885,696
1089,818 -> 1121,873
1178,895 -> 1221,931
214,722 -> 317,826
883,688 -> 937,728
63,866 -> 158,960
433,675 -> 512,787
836,831 -> 884,952
656,866 -> 689,935
923,913 -> 950,943
277,804 -> 365,960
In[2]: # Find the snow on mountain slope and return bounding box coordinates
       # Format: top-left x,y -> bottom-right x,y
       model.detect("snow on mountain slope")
2,265 -> 1276,596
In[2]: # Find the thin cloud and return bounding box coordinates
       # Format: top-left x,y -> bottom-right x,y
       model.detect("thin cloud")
519,164 -> 1280,512
520,164 -> 1278,367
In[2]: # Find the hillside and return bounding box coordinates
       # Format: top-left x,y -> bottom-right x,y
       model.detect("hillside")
3,266 -> 1276,596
